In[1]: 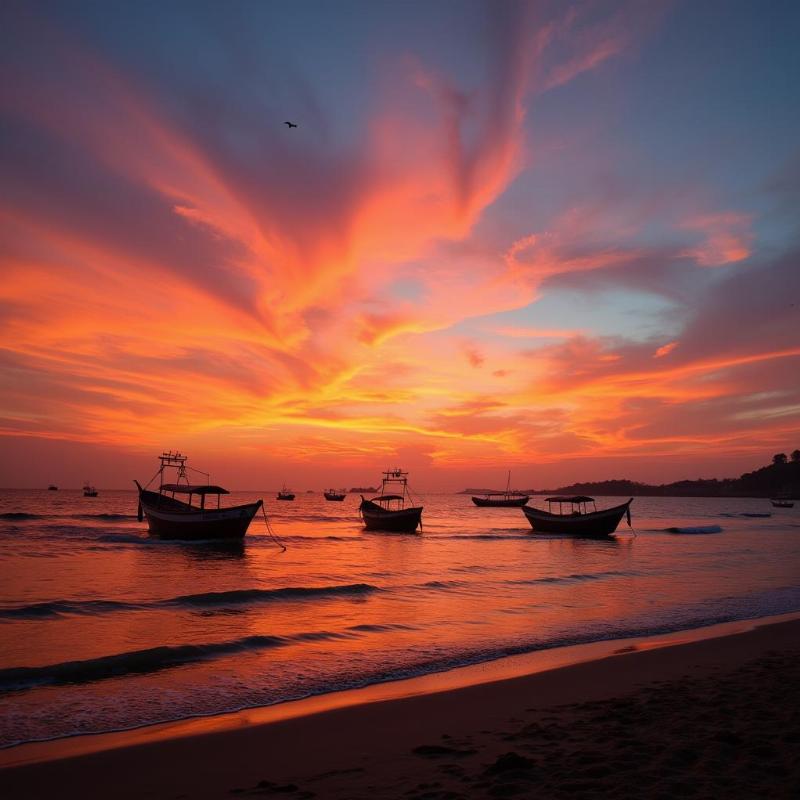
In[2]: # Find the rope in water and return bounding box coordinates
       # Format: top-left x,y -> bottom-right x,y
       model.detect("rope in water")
261,504 -> 286,552
625,505 -> 638,538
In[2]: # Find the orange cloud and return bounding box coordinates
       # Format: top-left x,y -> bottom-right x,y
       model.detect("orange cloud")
654,341 -> 678,358
682,212 -> 753,266
3,3 -> 797,489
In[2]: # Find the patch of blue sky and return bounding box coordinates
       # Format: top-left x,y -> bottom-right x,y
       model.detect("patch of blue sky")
482,0 -> 799,257
50,0 -> 497,152
607,0 -> 800,200
464,287 -> 682,345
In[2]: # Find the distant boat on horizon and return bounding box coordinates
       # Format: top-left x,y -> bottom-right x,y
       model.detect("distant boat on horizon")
135,451 -> 263,540
83,482 -> 98,497
522,496 -> 632,538
472,471 -> 529,507
359,469 -> 422,533
47,484 -> 58,491
771,498 -> 794,508
277,485 -> 295,501
324,489 -> 346,501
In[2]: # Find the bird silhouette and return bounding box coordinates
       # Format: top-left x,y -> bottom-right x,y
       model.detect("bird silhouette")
284,121 -> 298,128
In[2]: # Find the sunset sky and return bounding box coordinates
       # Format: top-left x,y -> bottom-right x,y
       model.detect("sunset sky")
1,0 -> 799,490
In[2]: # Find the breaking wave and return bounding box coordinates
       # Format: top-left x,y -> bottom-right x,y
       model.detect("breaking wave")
0,583 -> 380,620
0,631 -> 355,692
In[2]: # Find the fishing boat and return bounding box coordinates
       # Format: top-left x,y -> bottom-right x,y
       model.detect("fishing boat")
324,489 -> 346,501
134,452 -> 263,540
771,498 -> 794,508
472,471 -> 529,507
47,484 -> 58,491
522,496 -> 632,537
277,485 -> 295,501
83,482 -> 98,497
359,469 -> 422,532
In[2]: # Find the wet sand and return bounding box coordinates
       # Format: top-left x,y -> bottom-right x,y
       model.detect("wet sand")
2,616 -> 798,799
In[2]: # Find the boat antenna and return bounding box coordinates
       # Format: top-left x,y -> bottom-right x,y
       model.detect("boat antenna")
186,465 -> 211,482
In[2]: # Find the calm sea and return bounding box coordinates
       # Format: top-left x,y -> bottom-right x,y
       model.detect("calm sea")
1,489 -> 798,748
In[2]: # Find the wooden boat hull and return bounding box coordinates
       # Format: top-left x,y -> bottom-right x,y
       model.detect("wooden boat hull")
138,489 -> 262,540
277,495 -> 295,501
324,493 -> 346,501
360,499 -> 422,532
522,499 -> 632,537
472,496 -> 529,507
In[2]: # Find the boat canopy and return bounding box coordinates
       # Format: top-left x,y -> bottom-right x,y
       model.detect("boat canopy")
545,495 -> 594,503
160,483 -> 230,495
372,494 -> 404,502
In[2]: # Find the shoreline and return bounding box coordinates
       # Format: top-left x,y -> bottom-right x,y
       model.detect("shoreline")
1,610 -> 798,780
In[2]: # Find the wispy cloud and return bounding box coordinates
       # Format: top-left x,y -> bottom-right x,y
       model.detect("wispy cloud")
1,0 -> 797,486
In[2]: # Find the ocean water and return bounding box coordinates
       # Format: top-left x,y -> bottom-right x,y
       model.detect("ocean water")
1,489 -> 798,748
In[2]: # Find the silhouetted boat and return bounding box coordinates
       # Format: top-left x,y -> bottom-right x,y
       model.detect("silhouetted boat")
360,469 -> 422,532
135,452 -> 263,540
277,485 -> 295,501
522,496 -> 632,537
47,485 -> 58,491
324,489 -> 346,501
83,482 -> 98,497
771,498 -> 794,508
472,471 -> 529,507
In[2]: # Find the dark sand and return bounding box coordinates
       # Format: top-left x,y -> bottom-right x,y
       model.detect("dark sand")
2,617 -> 799,799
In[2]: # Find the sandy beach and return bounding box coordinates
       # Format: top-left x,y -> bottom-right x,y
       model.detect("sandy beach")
2,615 -> 798,799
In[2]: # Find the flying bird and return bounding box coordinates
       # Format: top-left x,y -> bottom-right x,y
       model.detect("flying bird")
284,121 -> 297,128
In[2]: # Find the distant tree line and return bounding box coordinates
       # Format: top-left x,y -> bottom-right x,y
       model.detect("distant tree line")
462,451 -> 800,498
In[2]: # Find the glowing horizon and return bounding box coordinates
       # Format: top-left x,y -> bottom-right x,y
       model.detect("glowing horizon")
1,0 -> 799,490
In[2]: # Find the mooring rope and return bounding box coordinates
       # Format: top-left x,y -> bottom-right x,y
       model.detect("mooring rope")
407,487 -> 423,530
626,504 -> 638,537
261,504 -> 286,552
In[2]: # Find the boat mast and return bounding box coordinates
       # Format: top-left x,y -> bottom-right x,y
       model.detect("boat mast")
159,451 -> 188,495
382,468 -> 409,502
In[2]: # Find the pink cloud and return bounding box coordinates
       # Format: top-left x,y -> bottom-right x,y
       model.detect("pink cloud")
12,2 -> 794,484
542,35 -> 625,91
463,345 -> 485,369
654,341 -> 678,358
682,212 -> 753,266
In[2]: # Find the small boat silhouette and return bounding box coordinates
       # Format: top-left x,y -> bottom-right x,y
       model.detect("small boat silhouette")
472,471 -> 529,507
277,485 -> 295,501
359,469 -> 422,533
134,452 -> 263,540
522,496 -> 633,537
